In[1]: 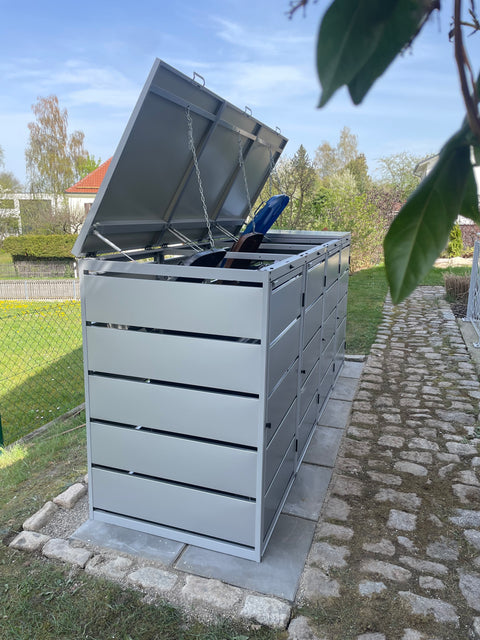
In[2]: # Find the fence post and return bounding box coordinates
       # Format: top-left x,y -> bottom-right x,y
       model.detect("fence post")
24,280 -> 28,300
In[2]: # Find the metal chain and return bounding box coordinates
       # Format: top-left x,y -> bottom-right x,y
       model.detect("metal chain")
186,106 -> 215,249
238,135 -> 254,233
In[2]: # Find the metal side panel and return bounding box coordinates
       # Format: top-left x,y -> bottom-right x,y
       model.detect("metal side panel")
325,282 -> 339,316
91,468 -> 256,547
337,291 -> 348,324
322,309 -> 337,352
340,246 -> 350,275
297,392 -> 319,462
305,258 -> 325,308
263,437 -> 296,536
265,399 -> 297,491
268,273 -> 302,344
318,367 -> 332,413
300,361 -> 320,420
336,317 -> 347,353
266,362 -> 298,444
326,253 -> 339,288
267,319 -> 301,393
88,375 -> 260,446
303,294 -> 324,348
84,275 -> 265,339
90,421 -> 258,497
86,326 -> 263,394
301,327 -> 322,383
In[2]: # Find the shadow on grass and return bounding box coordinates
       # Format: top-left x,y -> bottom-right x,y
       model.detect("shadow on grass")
1,347 -> 84,446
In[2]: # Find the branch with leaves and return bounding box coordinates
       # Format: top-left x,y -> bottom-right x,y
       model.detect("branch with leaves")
303,0 -> 480,303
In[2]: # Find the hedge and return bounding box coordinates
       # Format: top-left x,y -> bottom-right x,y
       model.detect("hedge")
2,234 -> 78,258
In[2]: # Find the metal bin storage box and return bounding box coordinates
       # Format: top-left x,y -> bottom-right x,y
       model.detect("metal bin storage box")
73,59 -> 350,562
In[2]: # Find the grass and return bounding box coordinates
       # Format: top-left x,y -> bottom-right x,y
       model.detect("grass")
0,300 -> 84,445
0,414 -> 281,640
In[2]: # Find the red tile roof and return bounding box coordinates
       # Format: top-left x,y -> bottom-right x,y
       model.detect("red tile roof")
66,158 -> 111,194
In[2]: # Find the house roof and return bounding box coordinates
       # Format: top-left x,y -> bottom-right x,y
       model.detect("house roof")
66,158 -> 111,194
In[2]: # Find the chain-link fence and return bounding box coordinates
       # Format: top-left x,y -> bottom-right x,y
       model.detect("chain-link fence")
0,300 -> 84,446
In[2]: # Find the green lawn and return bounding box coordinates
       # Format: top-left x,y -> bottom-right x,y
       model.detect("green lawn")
0,300 -> 84,445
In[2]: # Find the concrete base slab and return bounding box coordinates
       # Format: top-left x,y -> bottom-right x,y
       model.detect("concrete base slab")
303,426 -> 344,468
318,398 -> 352,429
175,514 -> 315,601
282,463 -> 332,520
330,376 -> 360,402
341,361 -> 365,378
71,519 -> 184,565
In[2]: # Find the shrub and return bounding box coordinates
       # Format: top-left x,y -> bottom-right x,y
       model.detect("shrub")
2,234 -> 77,259
444,274 -> 469,303
446,224 -> 463,257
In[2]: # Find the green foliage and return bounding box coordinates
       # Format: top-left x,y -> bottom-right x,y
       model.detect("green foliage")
3,234 -> 77,258
377,151 -> 424,200
0,199 -> 14,209
315,126 -> 362,182
316,0 -> 480,303
312,174 -> 384,270
446,223 -> 464,257
76,153 -> 102,179
0,215 -> 19,242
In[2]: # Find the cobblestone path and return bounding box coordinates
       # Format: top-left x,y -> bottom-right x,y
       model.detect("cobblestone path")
295,287 -> 480,640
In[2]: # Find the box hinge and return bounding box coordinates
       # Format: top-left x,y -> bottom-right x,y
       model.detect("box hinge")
317,393 -> 320,404
301,292 -> 305,307
295,439 -> 298,452
265,422 -> 271,429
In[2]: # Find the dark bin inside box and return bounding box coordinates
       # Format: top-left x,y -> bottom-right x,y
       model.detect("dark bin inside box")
73,59 -> 350,562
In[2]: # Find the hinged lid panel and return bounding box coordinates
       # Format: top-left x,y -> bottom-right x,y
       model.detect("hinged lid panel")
73,59 -> 288,257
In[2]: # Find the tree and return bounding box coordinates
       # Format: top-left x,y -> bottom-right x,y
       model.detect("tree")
377,152 -> 424,201
0,144 -> 22,192
267,144 -> 318,229
314,126 -> 361,182
25,95 -> 89,196
289,0 -> 480,303
76,153 -> 102,180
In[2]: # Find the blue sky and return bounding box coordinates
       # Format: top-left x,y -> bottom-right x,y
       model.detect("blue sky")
1,1 -> 480,186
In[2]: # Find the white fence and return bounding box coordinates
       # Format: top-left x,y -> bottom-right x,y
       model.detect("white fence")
466,239 -> 480,346
0,279 -> 80,300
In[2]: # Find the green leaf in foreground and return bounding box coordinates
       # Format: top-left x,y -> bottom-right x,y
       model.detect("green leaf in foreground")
384,130 -> 478,304
317,0 -> 396,107
347,0 -> 432,104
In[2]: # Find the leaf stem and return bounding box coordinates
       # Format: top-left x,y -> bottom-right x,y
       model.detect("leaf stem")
454,0 -> 480,141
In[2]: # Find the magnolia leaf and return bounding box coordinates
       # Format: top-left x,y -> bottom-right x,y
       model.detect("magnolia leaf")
317,0 -> 396,107
459,160 -> 480,223
384,134 -> 473,304
348,0 -> 432,104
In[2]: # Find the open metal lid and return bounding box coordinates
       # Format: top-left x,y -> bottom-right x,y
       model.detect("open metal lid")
73,59 -> 288,257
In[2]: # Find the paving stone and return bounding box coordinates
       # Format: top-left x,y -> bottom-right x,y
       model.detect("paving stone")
323,497 -> 351,522
399,451 -> 433,465
408,438 -> 439,452
9,530 -> 49,552
358,581 -> 387,596
332,476 -> 363,497
419,576 -> 445,590
288,616 -> 325,640
393,461 -> 428,477
472,617 -> 480,640
456,470 -> 480,485
240,595 -> 291,629
438,463 -> 456,478
401,630 -> 428,640
53,483 -> 87,509
343,439 -> 371,457
351,412 -> 378,425
375,489 -> 421,510
362,539 -> 395,556
360,559 -> 411,582
348,426 -> 373,439
428,514 -> 443,528
309,542 -> 349,570
397,536 -> 418,552
398,557 -> 448,576
85,555 -> 133,580
366,471 -> 402,486
465,529 -> 480,550
398,591 -> 459,625
450,509 -> 480,527
316,522 -> 353,541
378,435 -> 404,448
300,567 -> 340,599
446,442 -> 478,456
357,634 -> 385,640
23,501 -> 57,531
336,457 -> 363,475
458,571 -> 480,611
426,537 -> 459,561
42,538 -> 92,568
453,483 -> 480,504
418,427 -> 437,439
128,567 -> 178,591
436,452 -> 460,463
387,510 -> 417,532
182,575 -> 243,609
436,409 -> 475,425
472,457 -> 480,467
